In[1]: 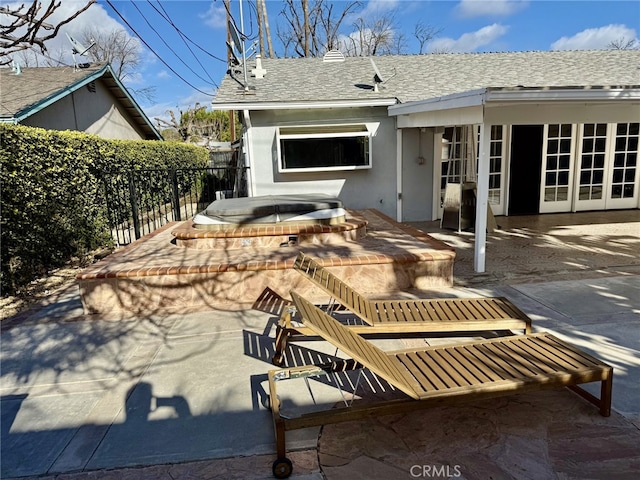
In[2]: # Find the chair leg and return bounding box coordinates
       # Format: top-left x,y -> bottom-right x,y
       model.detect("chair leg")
272,325 -> 290,366
600,372 -> 613,417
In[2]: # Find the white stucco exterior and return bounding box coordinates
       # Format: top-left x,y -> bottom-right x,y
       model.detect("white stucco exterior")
243,107 -> 399,219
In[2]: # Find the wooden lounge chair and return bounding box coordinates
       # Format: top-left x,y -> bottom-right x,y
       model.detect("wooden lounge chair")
268,291 -> 613,478
272,252 -> 532,365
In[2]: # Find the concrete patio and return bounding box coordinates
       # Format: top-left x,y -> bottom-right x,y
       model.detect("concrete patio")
1,210 -> 639,479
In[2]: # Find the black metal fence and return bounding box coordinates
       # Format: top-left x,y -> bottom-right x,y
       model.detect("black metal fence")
100,166 -> 249,246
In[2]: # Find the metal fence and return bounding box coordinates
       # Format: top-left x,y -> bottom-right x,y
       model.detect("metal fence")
101,166 -> 249,246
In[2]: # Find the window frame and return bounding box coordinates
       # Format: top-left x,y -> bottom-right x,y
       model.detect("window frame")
276,123 -> 373,173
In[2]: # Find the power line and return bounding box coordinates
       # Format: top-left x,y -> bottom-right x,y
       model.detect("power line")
104,0 -> 215,97
129,1 -> 217,88
151,0 -> 227,63
148,0 -> 222,85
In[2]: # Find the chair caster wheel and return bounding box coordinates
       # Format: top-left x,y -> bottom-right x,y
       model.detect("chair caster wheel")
272,457 -> 293,478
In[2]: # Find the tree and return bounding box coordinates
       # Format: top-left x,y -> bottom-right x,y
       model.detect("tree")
255,0 -> 274,58
607,36 -> 639,50
155,104 -> 241,144
344,14 -> 397,56
414,20 -> 441,54
0,0 -> 95,65
78,26 -> 139,81
276,1 -> 439,58
277,0 -> 361,57
77,26 -> 156,102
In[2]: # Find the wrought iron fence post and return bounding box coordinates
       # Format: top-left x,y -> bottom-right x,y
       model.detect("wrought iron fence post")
128,171 -> 141,240
171,169 -> 181,222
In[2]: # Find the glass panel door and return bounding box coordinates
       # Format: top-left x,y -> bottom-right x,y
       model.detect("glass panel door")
575,123 -> 608,210
608,122 -> 639,209
540,124 -> 575,213
575,122 -> 639,210
488,125 -> 505,215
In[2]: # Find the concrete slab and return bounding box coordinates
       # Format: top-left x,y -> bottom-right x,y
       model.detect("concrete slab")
2,210 -> 639,479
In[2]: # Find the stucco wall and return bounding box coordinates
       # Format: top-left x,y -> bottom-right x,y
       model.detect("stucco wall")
22,79 -> 145,140
401,128 -> 435,222
246,107 -> 398,218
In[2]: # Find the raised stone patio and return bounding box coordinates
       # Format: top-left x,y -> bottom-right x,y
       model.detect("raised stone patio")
77,209 -> 456,317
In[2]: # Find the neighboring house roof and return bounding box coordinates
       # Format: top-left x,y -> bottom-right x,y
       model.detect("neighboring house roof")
213,49 -> 640,108
0,63 -> 162,140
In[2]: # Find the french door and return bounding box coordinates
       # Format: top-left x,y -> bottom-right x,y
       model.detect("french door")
539,124 -> 575,213
575,122 -> 639,210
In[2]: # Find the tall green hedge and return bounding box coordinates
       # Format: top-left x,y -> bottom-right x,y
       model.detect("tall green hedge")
0,124 -> 209,296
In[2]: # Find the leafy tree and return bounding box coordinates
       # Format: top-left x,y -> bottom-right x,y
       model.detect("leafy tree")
155,104 -> 241,143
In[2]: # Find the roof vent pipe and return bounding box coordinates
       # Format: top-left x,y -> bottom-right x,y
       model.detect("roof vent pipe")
251,55 -> 267,78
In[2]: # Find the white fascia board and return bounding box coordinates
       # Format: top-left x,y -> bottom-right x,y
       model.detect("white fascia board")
388,89 -> 488,116
388,87 -> 640,117
211,98 -> 398,111
485,87 -> 640,103
13,65 -> 111,123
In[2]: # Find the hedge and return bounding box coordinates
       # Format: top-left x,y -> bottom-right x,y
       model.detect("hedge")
0,124 -> 209,296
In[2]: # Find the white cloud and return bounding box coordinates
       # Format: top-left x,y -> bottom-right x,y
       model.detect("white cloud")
551,24 -> 638,50
428,24 -> 509,53
4,1 -> 136,66
360,0 -> 400,17
157,70 -> 171,79
201,1 -> 226,29
456,0 -> 528,18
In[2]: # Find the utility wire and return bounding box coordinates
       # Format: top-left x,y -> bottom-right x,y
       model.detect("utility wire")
104,0 -> 215,96
148,0 -> 221,85
149,1 -> 228,63
130,1 -> 217,88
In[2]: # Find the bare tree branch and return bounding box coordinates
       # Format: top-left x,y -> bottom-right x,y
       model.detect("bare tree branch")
607,36 -> 639,50
1,0 -> 96,65
414,21 -> 441,54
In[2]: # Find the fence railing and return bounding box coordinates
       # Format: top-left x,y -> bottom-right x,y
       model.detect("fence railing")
100,166 -> 249,246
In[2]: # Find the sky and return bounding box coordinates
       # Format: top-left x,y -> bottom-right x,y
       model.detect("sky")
4,0 -> 640,126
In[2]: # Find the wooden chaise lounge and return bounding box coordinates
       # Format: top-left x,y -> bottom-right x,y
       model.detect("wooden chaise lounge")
272,252 -> 532,365
268,291 -> 613,478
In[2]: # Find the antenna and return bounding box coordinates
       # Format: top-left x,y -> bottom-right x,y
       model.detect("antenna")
369,57 -> 396,92
226,41 -> 240,66
228,20 -> 244,54
66,32 -> 95,69
370,57 -> 384,83
10,60 -> 21,75
370,57 -> 385,92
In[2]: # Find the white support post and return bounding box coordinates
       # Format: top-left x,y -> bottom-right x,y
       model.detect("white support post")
242,110 -> 256,197
396,128 -> 403,222
474,122 -> 491,272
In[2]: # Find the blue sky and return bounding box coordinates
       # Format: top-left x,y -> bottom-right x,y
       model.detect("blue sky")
7,1 -> 640,125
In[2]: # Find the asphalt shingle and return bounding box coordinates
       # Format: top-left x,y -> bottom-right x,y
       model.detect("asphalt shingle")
0,63 -> 106,118
213,50 -> 640,105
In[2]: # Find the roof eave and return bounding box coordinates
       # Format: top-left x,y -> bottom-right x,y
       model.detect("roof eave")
389,86 -> 640,116
211,98 -> 398,111
13,65 -> 112,123
13,64 -> 162,140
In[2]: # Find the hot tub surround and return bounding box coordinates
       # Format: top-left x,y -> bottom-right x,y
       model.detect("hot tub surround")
76,209 -> 455,316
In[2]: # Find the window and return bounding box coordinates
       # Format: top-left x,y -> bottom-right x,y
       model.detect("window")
278,124 -> 372,172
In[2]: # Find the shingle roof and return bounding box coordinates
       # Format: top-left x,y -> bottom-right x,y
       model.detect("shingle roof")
0,63 -> 161,139
213,50 -> 640,105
